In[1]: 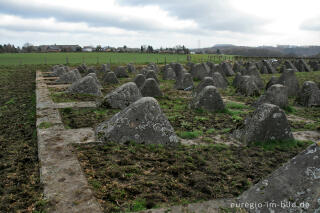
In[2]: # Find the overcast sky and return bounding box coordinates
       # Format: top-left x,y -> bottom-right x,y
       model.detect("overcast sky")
0,0 -> 319,48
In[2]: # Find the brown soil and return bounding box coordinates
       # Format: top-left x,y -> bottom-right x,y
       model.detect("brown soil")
74,140 -> 310,212
0,65 -> 44,212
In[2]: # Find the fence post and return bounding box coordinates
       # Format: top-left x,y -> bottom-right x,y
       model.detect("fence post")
187,55 -> 191,62
66,56 -> 69,65
165,56 -> 167,65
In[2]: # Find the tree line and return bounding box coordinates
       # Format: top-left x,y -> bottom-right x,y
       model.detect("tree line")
0,44 -> 20,53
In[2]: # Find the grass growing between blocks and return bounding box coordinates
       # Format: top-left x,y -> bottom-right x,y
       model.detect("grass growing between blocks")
250,139 -> 313,151
74,140 -> 311,212
59,107 -> 120,129
50,91 -> 99,102
157,96 -> 247,142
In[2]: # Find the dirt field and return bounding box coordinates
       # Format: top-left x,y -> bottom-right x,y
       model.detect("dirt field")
0,65 -> 47,212
49,65 -> 318,212
74,140 -> 311,212
0,63 -> 318,212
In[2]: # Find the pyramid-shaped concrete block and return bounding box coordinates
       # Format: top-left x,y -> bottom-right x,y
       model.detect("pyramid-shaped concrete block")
96,97 -> 179,146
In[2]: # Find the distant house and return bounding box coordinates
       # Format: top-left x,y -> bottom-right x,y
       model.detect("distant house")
59,45 -> 81,52
38,45 -> 49,52
104,47 -> 116,52
82,46 -> 94,52
37,44 -> 81,52
116,47 -> 125,52
126,48 -> 140,53
47,46 -> 61,52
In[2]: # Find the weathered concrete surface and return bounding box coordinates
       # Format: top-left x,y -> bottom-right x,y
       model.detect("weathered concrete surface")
297,81 -> 320,107
47,84 -> 71,89
53,102 -> 97,109
138,198 -> 239,213
96,97 -> 179,145
174,73 -> 193,90
236,75 -> 260,97
38,76 -> 59,81
293,131 -> 320,142
276,69 -> 300,97
238,143 -> 320,212
36,70 -> 102,213
66,76 -> 102,96
190,85 -> 225,112
103,71 -> 119,84
287,114 -> 317,125
100,82 -> 142,109
253,84 -> 288,108
36,107 -> 64,128
140,78 -> 163,97
134,74 -> 146,89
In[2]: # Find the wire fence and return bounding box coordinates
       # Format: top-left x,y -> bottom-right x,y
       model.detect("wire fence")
0,53 -> 235,66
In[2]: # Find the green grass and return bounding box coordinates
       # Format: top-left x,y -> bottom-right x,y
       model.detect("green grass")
129,198 -> 147,212
251,139 -> 313,151
50,91 -> 98,103
283,105 -> 296,113
206,128 -> 216,134
33,199 -> 49,213
194,116 -> 209,121
220,108 -> 247,117
219,128 -> 232,134
38,122 -> 54,129
226,101 -> 249,110
4,97 -> 15,105
0,52 -> 233,66
88,180 -> 102,190
290,106 -> 320,122
177,130 -> 203,139
231,114 -> 243,122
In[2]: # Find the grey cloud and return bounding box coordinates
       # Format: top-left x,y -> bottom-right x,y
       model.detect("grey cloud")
117,0 -> 266,32
0,0 -> 180,32
0,0 -> 266,35
300,16 -> 320,31
0,23 -> 87,34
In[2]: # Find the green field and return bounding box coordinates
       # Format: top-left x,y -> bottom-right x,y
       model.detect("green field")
0,52 -> 234,66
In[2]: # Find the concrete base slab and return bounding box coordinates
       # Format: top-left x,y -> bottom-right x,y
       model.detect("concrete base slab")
53,102 -> 97,109
36,70 -> 102,213
47,84 -> 71,89
293,131 -> 320,142
38,76 -> 59,80
139,199 -> 239,213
